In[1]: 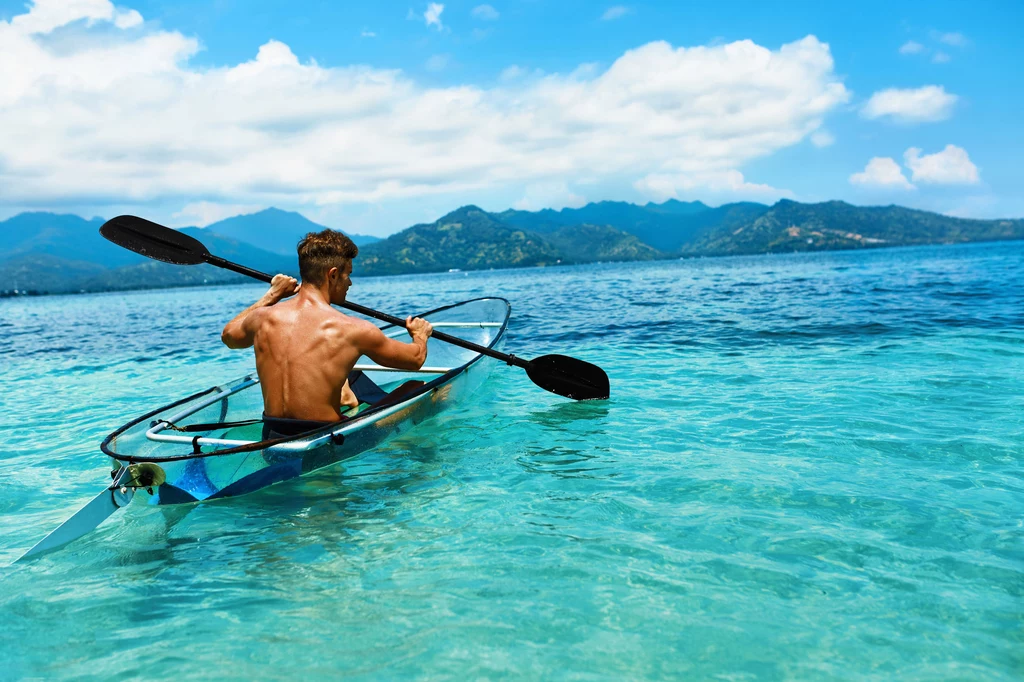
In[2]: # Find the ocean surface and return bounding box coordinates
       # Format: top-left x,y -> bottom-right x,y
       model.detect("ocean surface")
1,242 -> 1021,680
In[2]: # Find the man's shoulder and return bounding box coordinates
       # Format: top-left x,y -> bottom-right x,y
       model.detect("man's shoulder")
333,312 -> 380,335
308,307 -> 376,336
261,299 -> 298,322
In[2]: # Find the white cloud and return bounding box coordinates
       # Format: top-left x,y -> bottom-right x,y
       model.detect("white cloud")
425,54 -> 450,72
862,85 -> 957,123
114,8 -> 143,29
173,201 -> 265,227
360,29 -> 376,38
602,6 -> 630,20
899,40 -> 924,55
499,64 -> 525,81
934,31 -> 968,47
471,4 -> 499,21
635,170 -> 791,202
0,7 -> 850,211
570,62 -> 599,79
0,5 -> 197,109
810,130 -> 835,148
897,32 -> 967,63
514,182 -> 586,211
849,157 -> 915,190
11,0 -> 123,34
904,145 -> 980,185
424,3 -> 444,30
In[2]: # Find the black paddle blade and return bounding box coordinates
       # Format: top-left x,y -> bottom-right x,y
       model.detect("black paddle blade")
525,354 -> 610,401
100,215 -> 210,265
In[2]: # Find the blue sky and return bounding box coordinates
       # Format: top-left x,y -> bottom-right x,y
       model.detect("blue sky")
0,0 -> 1020,236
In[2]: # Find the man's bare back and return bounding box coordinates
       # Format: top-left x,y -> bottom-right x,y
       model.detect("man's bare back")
222,254 -> 433,423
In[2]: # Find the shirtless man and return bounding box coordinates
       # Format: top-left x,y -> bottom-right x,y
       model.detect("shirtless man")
221,229 -> 433,439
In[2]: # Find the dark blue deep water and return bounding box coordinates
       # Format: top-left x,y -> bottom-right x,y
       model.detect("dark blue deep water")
1,241 -> 1022,679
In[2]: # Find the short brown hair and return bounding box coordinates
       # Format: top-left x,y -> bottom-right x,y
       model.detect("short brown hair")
297,229 -> 358,284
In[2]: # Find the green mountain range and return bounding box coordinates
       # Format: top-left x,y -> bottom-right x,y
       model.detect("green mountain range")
75,227 -> 301,292
1,199 -> 1021,295
357,207 -> 561,275
685,200 -> 1024,256
356,206 -> 662,276
1,213 -> 142,269
496,199 -> 718,252
1,216 -> 299,293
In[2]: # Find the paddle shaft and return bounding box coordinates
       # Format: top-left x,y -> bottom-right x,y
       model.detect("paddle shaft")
206,255 -> 528,369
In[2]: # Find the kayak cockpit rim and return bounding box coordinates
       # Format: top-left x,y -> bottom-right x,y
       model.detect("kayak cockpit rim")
100,298 -> 511,463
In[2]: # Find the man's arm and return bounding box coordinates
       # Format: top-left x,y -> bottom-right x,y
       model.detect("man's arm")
221,274 -> 299,349
355,316 -> 433,370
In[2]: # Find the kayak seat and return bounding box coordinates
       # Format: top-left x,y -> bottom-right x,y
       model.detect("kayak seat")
262,413 -> 338,441
220,423 -> 265,442
157,372 -> 432,446
349,369 -> 427,410
348,369 -> 388,405
373,380 -> 426,409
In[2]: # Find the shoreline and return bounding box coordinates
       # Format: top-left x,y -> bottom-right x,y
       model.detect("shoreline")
4,236 -> 1022,301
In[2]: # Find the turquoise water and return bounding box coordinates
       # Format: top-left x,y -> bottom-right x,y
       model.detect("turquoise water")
1,242 -> 1021,680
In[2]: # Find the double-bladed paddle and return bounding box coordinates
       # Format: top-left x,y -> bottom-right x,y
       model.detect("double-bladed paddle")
99,215 -> 610,401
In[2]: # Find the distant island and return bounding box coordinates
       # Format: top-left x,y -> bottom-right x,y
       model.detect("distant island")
1,200 -> 1022,295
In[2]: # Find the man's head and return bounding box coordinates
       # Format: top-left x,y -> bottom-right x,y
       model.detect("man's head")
297,229 -> 358,303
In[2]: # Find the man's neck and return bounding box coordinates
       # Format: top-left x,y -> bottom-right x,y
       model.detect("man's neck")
296,282 -> 334,307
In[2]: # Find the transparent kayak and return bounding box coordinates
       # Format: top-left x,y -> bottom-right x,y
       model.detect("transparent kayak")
98,297 -> 510,505
17,298 -> 510,560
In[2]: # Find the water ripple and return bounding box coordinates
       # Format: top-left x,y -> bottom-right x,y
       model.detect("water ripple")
0,241 -> 1022,679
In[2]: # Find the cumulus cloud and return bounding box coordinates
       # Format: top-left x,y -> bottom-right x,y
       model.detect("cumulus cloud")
601,6 -> 630,20
514,182 -> 586,211
173,201 -> 266,227
810,130 -> 835,147
849,158 -> 915,190
471,4 -> 499,20
0,4 -> 850,212
934,31 -> 968,47
499,64 -> 525,81
11,0 -> 123,33
635,170 -> 791,202
862,85 -> 957,123
114,8 -> 143,29
899,41 -> 924,55
425,54 -> 450,72
904,145 -> 980,184
361,29 -> 377,38
424,3 -> 444,30
899,32 -> 968,63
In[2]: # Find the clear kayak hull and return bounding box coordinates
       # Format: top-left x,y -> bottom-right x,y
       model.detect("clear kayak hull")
100,297 -> 510,507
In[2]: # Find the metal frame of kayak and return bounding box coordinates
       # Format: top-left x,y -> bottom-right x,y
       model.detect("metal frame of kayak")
17,298 -> 511,561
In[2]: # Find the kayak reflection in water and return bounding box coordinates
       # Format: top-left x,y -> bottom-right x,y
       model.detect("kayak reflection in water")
220,229 -> 433,435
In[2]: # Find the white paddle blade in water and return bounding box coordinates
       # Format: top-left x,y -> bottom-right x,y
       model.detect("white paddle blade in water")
17,483 -> 133,562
